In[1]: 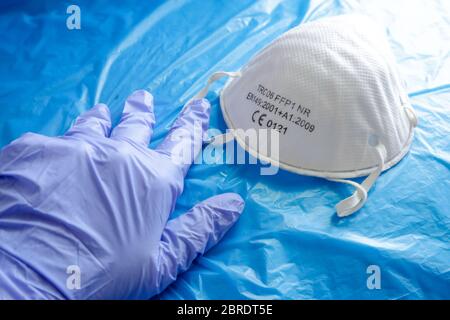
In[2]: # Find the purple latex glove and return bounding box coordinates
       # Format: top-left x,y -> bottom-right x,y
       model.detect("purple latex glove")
0,90 -> 244,299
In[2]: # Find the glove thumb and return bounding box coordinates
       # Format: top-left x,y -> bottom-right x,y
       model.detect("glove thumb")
154,193 -> 244,295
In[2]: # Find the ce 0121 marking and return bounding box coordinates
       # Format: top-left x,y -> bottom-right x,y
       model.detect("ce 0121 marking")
252,110 -> 288,134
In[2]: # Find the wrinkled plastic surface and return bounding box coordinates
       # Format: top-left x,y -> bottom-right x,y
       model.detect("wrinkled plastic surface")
0,0 -> 449,299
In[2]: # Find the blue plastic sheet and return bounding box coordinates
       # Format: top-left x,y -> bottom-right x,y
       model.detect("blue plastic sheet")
0,0 -> 449,299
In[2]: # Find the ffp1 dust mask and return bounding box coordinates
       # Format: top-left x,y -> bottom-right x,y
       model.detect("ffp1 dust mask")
193,15 -> 417,217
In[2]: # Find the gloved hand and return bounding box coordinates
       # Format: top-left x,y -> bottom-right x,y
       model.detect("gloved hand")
0,90 -> 244,299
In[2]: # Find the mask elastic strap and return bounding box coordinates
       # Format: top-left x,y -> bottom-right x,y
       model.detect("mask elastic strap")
329,142 -> 387,217
192,71 -> 241,145
404,105 -> 418,128
330,103 -> 417,217
193,71 -> 242,100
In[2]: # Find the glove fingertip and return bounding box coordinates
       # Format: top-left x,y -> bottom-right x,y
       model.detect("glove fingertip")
202,193 -> 245,220
184,98 -> 211,115
91,103 -> 111,121
193,98 -> 211,107
125,89 -> 154,113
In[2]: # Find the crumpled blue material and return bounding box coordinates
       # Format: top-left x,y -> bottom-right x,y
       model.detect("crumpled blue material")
0,0 -> 449,299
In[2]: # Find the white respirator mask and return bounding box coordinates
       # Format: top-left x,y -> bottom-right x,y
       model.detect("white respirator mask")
192,14 -> 417,217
